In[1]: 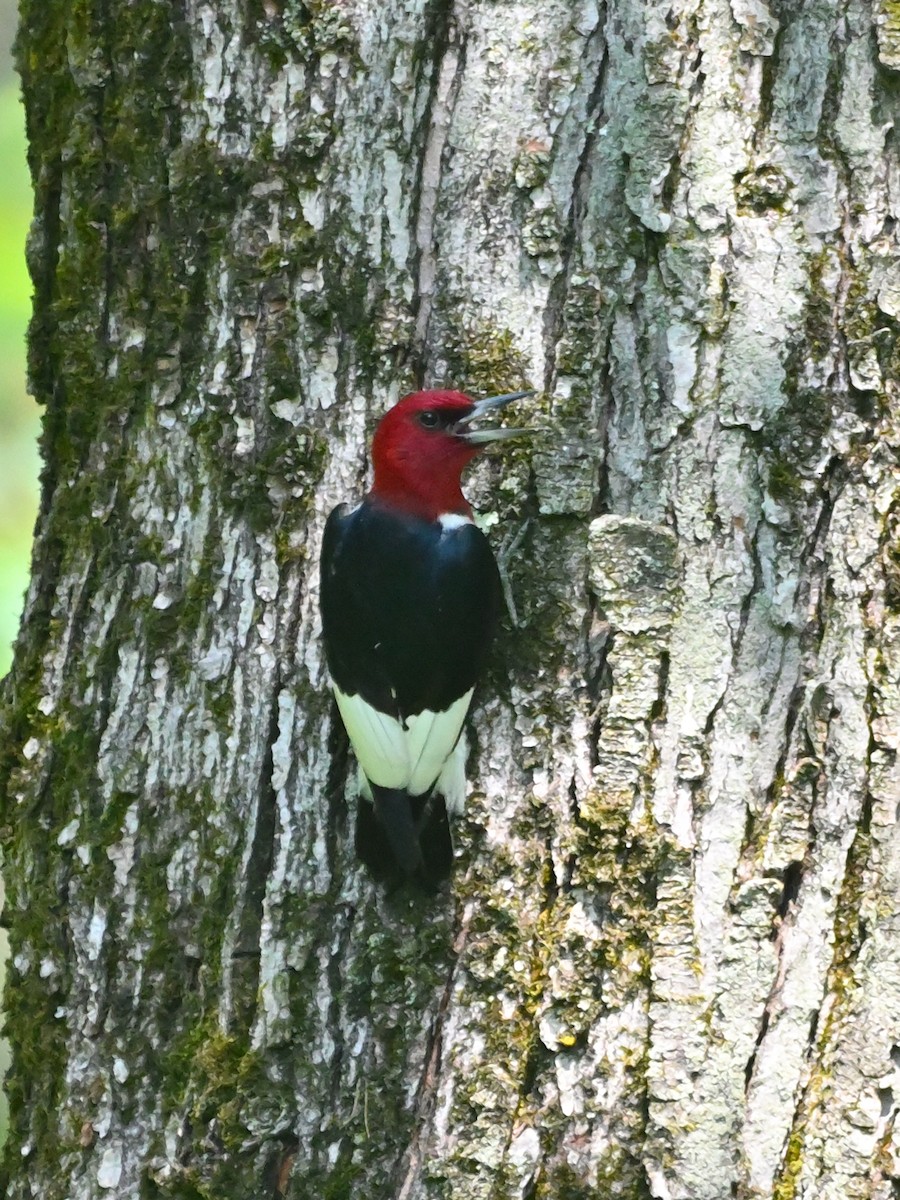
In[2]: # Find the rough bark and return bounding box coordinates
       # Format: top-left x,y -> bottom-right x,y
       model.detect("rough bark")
2,0 -> 899,1198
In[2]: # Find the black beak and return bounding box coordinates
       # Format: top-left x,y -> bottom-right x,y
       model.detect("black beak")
456,390 -> 535,444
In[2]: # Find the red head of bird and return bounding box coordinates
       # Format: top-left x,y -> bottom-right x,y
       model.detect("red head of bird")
369,389 -> 532,522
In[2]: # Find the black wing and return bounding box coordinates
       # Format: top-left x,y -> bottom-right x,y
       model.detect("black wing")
320,500 -> 501,719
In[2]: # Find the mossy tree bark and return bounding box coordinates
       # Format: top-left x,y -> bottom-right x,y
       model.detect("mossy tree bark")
3,0 -> 900,1197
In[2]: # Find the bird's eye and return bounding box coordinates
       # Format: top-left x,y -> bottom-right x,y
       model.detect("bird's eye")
418,411 -> 439,429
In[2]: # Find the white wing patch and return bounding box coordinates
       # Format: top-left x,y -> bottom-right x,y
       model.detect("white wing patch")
333,685 -> 474,797
435,732 -> 467,813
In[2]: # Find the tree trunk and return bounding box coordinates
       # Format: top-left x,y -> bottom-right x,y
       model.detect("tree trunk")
3,0 -> 899,1197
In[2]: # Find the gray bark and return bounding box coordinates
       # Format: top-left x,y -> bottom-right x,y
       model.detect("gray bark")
2,0 -> 899,1197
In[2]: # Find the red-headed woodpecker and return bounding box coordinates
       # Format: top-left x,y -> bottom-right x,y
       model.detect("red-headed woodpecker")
320,388 -> 532,884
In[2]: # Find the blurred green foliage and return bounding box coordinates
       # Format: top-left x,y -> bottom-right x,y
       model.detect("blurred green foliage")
0,74 -> 36,1148
0,78 -> 38,679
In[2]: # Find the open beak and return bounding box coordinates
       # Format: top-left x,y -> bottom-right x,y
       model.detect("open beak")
455,390 -> 536,444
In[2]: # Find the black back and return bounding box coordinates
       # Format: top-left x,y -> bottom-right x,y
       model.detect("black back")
320,499 -> 502,719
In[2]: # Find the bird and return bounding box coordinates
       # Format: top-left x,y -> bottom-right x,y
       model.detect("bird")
319,388 -> 532,885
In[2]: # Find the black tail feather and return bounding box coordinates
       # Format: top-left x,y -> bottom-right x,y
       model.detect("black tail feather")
354,796 -> 396,882
417,793 -> 453,883
370,786 -> 422,875
357,786 -> 454,887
